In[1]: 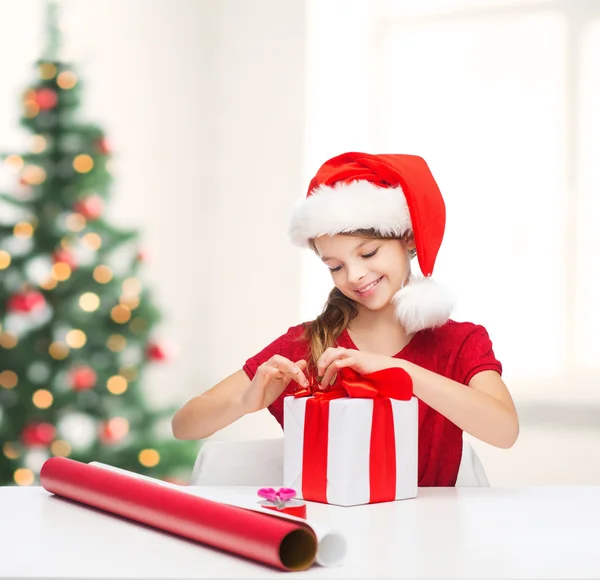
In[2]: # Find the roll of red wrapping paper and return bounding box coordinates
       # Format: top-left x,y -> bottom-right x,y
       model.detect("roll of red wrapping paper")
40,457 -> 317,571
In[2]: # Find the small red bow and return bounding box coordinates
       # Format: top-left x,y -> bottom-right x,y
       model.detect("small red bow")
294,366 -> 412,402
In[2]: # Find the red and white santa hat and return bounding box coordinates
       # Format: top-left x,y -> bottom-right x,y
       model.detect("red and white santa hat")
288,152 -> 455,334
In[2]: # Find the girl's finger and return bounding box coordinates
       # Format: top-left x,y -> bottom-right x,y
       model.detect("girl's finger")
331,357 -> 355,370
291,368 -> 310,388
258,364 -> 279,379
263,365 -> 293,388
317,348 -> 348,377
293,360 -> 310,387
282,361 -> 310,387
269,356 -> 310,387
321,357 -> 356,388
254,364 -> 279,390
320,360 -> 341,388
270,355 -> 302,376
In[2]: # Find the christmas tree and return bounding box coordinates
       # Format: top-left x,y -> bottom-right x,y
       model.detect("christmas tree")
0,3 -> 198,486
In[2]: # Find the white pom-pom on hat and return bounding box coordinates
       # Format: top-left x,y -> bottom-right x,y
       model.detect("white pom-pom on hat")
392,276 -> 456,334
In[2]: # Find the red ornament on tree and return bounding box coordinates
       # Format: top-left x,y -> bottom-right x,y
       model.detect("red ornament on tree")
99,417 -> 129,445
7,290 -> 46,314
95,138 -> 111,155
146,342 -> 169,362
53,248 -> 77,269
73,195 -> 104,221
21,422 -> 56,447
35,88 -> 58,110
69,366 -> 97,391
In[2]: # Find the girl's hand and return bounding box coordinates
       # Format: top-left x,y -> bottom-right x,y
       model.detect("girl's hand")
317,348 -> 397,388
242,355 -> 310,413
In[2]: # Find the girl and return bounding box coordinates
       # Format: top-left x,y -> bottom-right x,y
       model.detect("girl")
172,152 -> 519,486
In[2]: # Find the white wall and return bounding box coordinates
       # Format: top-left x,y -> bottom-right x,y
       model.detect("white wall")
0,0 -> 306,440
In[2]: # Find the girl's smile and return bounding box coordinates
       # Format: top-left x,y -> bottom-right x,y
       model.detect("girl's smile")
353,276 -> 384,298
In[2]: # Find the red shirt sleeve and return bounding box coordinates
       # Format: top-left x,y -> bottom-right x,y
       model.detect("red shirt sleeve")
242,324 -> 310,429
242,324 -> 310,381
454,324 -> 503,385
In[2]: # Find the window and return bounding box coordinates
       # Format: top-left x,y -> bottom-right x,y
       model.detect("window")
302,0 -> 600,400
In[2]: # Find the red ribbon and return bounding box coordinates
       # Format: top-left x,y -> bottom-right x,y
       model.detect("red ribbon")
294,366 -> 413,504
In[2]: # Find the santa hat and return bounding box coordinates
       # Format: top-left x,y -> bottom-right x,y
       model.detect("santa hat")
288,152 -> 455,333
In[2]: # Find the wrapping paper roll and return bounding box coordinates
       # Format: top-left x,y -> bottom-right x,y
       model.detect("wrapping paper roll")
40,457 -> 317,571
89,461 -> 346,568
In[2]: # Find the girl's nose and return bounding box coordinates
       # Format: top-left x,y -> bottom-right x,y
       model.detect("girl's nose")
346,264 -> 367,285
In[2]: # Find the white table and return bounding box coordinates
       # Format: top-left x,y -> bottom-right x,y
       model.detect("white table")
2,485 -> 599,579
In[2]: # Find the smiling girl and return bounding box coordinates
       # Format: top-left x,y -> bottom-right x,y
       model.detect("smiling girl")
172,152 -> 519,486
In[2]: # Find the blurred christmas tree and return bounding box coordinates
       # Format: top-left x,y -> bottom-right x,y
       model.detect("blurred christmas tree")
0,2 -> 198,486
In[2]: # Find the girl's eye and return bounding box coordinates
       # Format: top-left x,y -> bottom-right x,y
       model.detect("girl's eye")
329,265 -> 342,273
361,248 -> 378,259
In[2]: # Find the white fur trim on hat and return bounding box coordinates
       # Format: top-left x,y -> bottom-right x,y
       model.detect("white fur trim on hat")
392,276 -> 455,334
289,181 -> 412,247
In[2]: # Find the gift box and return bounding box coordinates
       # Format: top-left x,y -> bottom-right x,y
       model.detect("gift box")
283,367 -> 418,507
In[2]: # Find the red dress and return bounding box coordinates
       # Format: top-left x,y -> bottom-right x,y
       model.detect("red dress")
243,320 -> 502,487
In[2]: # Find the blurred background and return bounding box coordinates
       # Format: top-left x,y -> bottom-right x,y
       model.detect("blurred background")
0,0 -> 598,486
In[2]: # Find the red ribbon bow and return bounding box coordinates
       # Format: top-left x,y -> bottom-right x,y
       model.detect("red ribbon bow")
294,366 -> 413,504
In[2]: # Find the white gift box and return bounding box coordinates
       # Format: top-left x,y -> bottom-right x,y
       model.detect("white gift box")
283,395 -> 418,507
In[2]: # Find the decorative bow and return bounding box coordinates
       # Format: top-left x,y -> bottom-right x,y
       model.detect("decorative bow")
294,366 -> 412,402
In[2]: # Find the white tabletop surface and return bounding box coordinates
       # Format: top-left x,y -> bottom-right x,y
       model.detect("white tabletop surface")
2,485 -> 600,579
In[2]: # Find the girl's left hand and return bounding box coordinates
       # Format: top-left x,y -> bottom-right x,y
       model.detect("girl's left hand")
317,348 -> 397,388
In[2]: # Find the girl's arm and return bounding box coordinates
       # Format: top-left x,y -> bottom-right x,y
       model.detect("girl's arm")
172,356 -> 309,440
396,360 -> 519,449
171,370 -> 252,440
317,348 -> 519,449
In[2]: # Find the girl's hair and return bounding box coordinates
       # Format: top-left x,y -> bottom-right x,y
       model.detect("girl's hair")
302,229 -> 415,375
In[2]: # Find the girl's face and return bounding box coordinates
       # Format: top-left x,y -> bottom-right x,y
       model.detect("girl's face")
312,234 -> 415,311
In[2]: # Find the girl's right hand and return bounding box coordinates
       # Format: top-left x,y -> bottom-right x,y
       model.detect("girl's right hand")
242,355 -> 310,413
